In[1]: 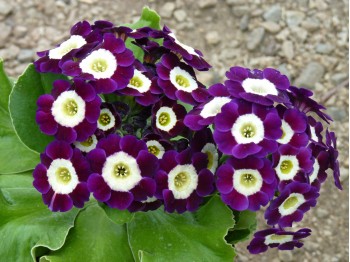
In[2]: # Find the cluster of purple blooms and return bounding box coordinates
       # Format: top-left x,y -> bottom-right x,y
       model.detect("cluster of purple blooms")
33,20 -> 341,254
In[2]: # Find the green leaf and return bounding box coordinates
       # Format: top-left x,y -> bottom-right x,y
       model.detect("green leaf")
0,59 -> 13,111
101,203 -> 135,225
42,204 -> 134,262
0,62 -> 39,174
225,210 -> 257,245
0,172 -> 79,262
124,7 -> 162,61
9,64 -> 68,153
128,195 -> 235,262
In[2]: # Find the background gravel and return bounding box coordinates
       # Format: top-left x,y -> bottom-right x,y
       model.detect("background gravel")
1,0 -> 348,261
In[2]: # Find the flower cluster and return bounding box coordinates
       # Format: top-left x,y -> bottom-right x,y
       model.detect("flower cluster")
33,19 -> 341,255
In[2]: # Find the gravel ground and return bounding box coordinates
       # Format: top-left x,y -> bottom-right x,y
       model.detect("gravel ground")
0,0 -> 348,261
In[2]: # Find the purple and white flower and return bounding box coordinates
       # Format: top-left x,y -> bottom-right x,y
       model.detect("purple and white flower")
248,228 -> 312,254
36,79 -> 101,143
33,140 -> 91,212
214,99 -> 282,159
155,149 -> 214,213
216,156 -> 277,211
156,53 -> 209,105
225,67 -> 290,106
142,133 -> 173,159
326,130 -> 342,190
265,181 -> 319,227
96,102 -> 121,136
87,134 -> 158,210
73,134 -> 98,153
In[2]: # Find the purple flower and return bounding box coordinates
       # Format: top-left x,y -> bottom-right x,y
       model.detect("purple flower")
34,21 -> 100,74
184,83 -> 232,131
306,116 -> 325,146
152,97 -> 188,138
248,228 -> 312,254
225,67 -> 290,106
156,53 -> 209,105
305,143 -> 329,190
151,26 -> 211,71
216,156 -> 277,211
265,181 -> 319,227
95,102 -> 121,137
155,149 -> 214,213
287,86 -> 332,124
142,133 -> 173,159
73,134 -> 99,154
272,144 -> 313,190
118,61 -> 162,106
132,37 -> 170,64
127,196 -> 162,212
36,79 -> 101,143
87,134 -> 158,210
326,130 -> 342,190
214,99 -> 282,159
62,33 -> 135,94
276,105 -> 309,148
190,128 -> 220,174
33,140 -> 91,212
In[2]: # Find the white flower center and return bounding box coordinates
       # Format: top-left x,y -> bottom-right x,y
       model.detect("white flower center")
278,193 -> 305,216
168,33 -> 199,57
47,158 -> 79,194
101,151 -> 142,192
264,234 -> 293,245
309,159 -> 320,183
74,135 -> 98,153
201,143 -> 219,173
79,49 -> 117,79
168,164 -> 198,199
48,35 -> 86,60
277,120 -> 294,144
231,114 -> 265,144
97,108 -> 116,131
241,78 -> 278,96
169,66 -> 198,92
310,126 -> 318,141
146,140 -> 165,159
275,155 -> 300,181
51,90 -> 86,128
142,196 -> 157,203
128,69 -> 151,93
199,97 -> 231,119
155,106 -> 177,132
233,169 -> 263,196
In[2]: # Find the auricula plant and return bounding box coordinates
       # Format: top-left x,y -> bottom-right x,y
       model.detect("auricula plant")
0,7 -> 341,261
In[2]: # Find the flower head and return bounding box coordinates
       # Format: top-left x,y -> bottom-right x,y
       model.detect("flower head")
142,133 -> 173,159
326,130 -> 342,190
265,181 -> 319,227
36,79 -> 101,143
214,99 -> 282,159
216,156 -> 277,211
248,228 -> 312,254
33,140 -> 91,211
95,102 -> 121,137
155,149 -> 214,213
87,134 -> 158,210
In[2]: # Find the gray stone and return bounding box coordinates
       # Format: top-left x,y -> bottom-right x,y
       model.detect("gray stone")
316,43 -> 334,54
0,24 -> 11,48
278,64 -> 292,80
286,11 -> 305,27
17,49 -> 34,62
316,208 -> 329,218
278,250 -> 294,261
282,41 -> 294,59
205,31 -> 220,45
301,17 -> 320,32
0,2 -> 13,16
295,62 -> 325,88
13,26 -> 28,38
173,10 -> 187,22
263,5 -> 282,22
159,2 -> 176,18
226,0 -> 245,4
246,27 -> 265,51
290,27 -> 308,42
198,0 -> 217,9
232,6 -> 249,17
261,36 -> 278,56
340,167 -> 349,182
261,21 -> 281,33
331,73 -> 348,85
240,14 -> 250,31
327,107 -> 347,121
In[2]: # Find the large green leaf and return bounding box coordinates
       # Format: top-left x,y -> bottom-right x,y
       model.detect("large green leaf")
9,64 -> 68,153
225,210 -> 257,245
128,195 -> 235,262
42,204 -> 134,262
124,7 -> 162,61
0,173 -> 79,262
0,61 -> 39,174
